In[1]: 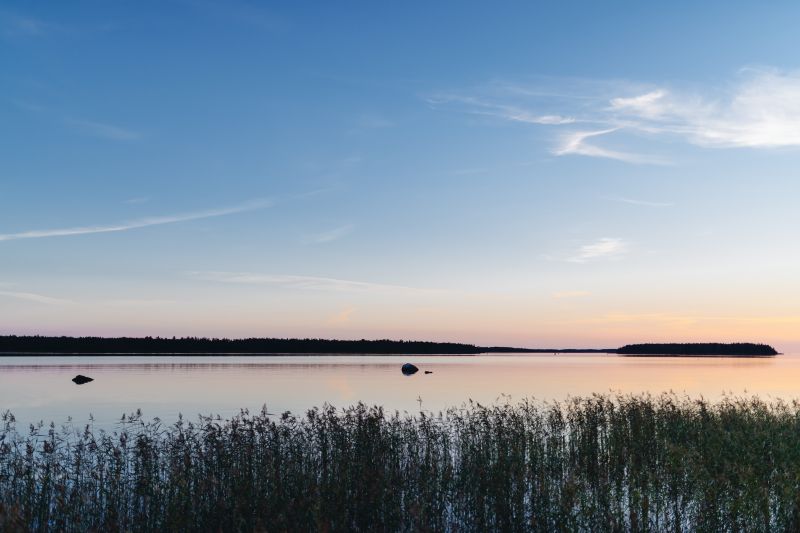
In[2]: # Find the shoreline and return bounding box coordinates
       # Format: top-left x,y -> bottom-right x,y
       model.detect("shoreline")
0,351 -> 777,357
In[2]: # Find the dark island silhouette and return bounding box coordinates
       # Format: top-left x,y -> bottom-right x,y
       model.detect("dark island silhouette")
0,335 -> 595,355
617,342 -> 778,356
0,336 -> 777,356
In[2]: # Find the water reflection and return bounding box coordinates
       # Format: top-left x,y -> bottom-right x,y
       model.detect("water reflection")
0,353 -> 795,429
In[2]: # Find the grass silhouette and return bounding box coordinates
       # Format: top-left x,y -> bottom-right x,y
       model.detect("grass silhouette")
1,394 -> 799,531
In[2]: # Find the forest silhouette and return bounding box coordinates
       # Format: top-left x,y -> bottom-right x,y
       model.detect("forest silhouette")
0,335 -> 521,354
618,343 -> 778,356
0,336 -> 775,355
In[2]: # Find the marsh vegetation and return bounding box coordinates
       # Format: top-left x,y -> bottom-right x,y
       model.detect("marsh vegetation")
1,394 -> 799,531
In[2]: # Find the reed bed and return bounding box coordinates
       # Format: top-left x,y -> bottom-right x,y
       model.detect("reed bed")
2,394 -> 800,531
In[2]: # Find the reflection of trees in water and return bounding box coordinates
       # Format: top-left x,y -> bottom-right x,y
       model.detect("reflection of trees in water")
0,361 -> 420,372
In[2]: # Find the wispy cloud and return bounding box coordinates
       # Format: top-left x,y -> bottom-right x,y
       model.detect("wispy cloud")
306,224 -> 354,244
609,90 -> 670,118
65,117 -> 141,141
0,290 -> 71,305
604,195 -> 674,207
568,238 -> 628,263
552,290 -> 591,299
608,69 -> 800,148
0,199 -> 273,242
432,67 -> 800,164
552,128 -> 662,164
189,271 -> 438,294
427,94 -> 575,125
104,299 -> 177,307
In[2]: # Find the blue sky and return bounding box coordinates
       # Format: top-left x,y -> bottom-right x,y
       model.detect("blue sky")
3,1 -> 800,348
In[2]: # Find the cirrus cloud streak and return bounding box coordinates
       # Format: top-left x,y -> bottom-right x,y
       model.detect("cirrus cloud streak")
0,290 -> 71,305
189,271 -> 441,294
0,199 -> 273,242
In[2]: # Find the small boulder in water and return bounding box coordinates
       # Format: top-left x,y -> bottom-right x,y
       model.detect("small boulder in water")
72,375 -> 94,385
401,363 -> 419,375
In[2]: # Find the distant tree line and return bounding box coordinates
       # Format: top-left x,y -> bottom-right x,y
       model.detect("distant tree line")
4,336 -> 768,355
617,343 -> 778,356
0,335 -> 494,354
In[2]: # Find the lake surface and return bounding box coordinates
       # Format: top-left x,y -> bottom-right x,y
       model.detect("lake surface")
2,352 -> 799,429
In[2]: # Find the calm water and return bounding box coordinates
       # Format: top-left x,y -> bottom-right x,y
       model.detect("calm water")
1,353 -> 799,429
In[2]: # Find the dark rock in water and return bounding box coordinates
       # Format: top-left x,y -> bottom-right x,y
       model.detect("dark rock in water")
401,363 -> 419,375
424,370 -> 433,374
72,375 -> 94,385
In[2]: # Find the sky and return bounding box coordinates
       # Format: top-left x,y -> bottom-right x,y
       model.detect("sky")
3,1 -> 800,349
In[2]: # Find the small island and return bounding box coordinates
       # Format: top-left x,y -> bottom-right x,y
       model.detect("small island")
617,342 -> 778,357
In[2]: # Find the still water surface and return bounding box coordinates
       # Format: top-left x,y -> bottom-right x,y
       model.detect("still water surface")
1,353 -> 799,429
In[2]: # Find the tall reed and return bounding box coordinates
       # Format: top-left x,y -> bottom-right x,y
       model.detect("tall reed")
2,394 -> 799,531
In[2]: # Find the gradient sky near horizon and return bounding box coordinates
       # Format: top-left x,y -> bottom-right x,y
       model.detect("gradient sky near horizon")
3,1 -> 800,349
